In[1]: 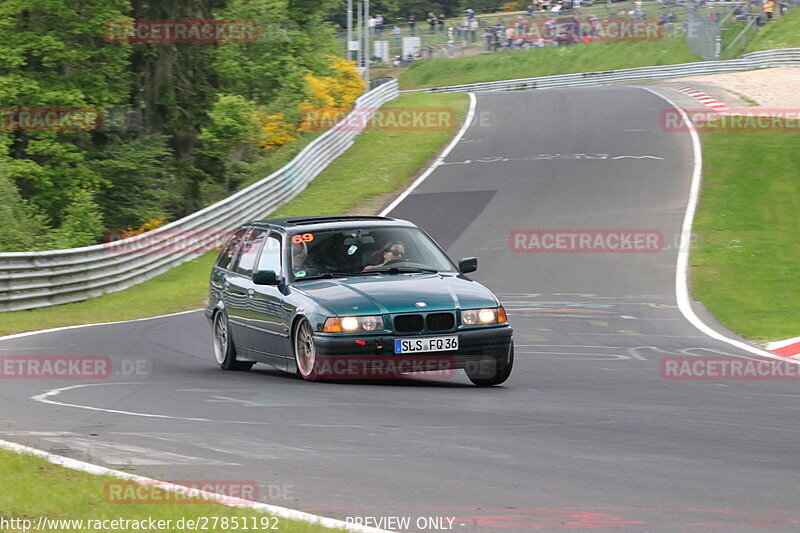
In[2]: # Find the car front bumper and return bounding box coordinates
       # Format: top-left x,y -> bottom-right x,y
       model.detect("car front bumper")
309,326 -> 512,379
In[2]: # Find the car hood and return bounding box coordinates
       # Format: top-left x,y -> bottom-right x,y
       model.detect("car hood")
292,273 -> 499,315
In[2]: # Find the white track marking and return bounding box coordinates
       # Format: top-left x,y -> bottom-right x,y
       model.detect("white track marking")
642,87 -> 797,365
29,435 -> 236,466
30,383 -> 278,424
0,438 -> 391,533
379,92 -> 477,216
32,383 -> 210,421
0,309 -> 203,341
113,433 -> 283,461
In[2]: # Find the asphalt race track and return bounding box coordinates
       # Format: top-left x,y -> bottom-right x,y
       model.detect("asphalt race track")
3,86 -> 800,532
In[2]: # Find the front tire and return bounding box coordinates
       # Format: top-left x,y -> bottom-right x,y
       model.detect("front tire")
213,311 -> 254,371
466,344 -> 514,386
293,318 -> 318,380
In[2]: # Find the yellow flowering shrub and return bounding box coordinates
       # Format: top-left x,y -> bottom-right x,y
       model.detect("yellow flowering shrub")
257,112 -> 298,151
300,55 -> 365,132
120,216 -> 167,238
252,55 -> 366,150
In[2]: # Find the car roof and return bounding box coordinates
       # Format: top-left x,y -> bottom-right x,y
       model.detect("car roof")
244,215 -> 418,232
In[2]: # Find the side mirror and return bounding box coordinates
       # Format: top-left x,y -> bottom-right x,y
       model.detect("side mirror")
252,270 -> 278,285
458,257 -> 478,274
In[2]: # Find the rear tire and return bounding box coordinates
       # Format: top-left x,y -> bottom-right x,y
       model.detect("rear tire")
466,344 -> 514,387
213,311 -> 254,371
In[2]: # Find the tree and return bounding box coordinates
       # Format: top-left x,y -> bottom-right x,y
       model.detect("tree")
0,0 -> 365,251
0,174 -> 49,252
45,189 -> 106,249
90,134 -> 175,231
0,0 -> 131,226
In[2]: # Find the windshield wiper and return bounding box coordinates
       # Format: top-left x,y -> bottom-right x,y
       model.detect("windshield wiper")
294,268 -> 438,280
370,266 -> 439,274
294,271 -> 381,281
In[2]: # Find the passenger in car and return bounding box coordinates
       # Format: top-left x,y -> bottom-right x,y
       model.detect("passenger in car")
292,241 -> 309,273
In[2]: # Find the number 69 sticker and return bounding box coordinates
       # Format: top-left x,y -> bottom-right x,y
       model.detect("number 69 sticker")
291,233 -> 314,244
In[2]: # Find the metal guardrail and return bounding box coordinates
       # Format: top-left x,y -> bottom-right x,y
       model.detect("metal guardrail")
0,79 -> 400,312
404,48 -> 800,93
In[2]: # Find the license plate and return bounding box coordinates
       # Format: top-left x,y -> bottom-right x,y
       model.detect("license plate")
394,336 -> 458,354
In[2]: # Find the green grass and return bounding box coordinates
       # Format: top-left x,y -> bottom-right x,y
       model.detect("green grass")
269,92 -> 468,217
692,122 -> 800,342
745,8 -> 800,52
720,18 -> 751,58
0,92 -> 468,336
0,447 -> 342,533
398,35 -> 698,89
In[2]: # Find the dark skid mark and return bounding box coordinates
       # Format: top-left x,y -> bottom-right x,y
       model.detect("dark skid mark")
389,190 -> 497,251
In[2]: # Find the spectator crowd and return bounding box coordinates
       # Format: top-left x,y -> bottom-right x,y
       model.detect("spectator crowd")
359,0 -> 790,65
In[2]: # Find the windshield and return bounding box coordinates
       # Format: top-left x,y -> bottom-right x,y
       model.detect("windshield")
288,226 -> 456,280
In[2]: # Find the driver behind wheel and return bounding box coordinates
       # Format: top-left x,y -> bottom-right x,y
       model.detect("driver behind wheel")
363,240 -> 406,271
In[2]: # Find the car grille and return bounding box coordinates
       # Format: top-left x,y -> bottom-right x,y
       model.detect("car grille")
393,312 -> 456,334
426,312 -> 455,332
394,314 -> 424,333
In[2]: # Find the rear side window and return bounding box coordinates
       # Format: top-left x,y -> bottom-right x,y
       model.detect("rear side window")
233,229 -> 266,277
216,229 -> 247,270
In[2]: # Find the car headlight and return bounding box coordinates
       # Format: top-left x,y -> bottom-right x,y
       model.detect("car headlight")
461,307 -> 507,326
323,316 -> 384,333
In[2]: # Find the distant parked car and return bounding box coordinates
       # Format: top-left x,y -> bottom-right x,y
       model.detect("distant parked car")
206,216 -> 514,386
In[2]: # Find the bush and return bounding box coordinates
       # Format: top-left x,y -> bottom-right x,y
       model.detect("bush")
44,190 -> 105,249
0,175 -> 49,252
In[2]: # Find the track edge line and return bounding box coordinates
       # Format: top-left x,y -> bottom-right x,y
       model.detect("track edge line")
0,309 -> 204,342
0,438 -> 393,533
